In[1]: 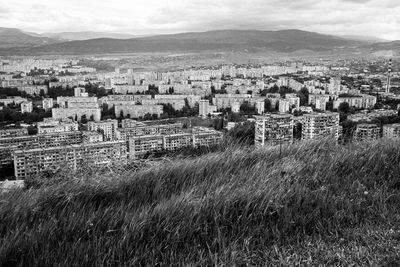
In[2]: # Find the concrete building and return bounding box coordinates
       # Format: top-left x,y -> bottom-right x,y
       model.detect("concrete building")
21,101 -> 33,113
255,114 -> 294,147
17,85 -> 48,95
120,119 -> 146,128
0,128 -> 28,138
74,87 -> 88,97
42,98 -> 53,110
52,108 -> 101,122
286,95 -> 300,109
0,131 -> 83,149
333,95 -> 377,110
88,119 -> 118,140
37,120 -> 79,134
114,105 -> 163,119
302,112 -> 340,140
0,97 -> 27,106
279,99 -> 290,113
231,101 -> 241,113
383,124 -> 400,139
199,100 -> 217,118
128,127 -> 222,159
82,131 -> 104,143
353,124 -> 380,141
117,123 -> 184,140
255,99 -> 265,115
13,141 -> 128,179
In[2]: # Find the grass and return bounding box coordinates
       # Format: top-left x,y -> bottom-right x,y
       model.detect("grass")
1,139 -> 400,266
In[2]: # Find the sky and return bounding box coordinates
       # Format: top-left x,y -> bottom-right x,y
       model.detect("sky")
0,0 -> 399,40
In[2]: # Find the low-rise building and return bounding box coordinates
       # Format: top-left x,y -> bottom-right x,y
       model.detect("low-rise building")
383,124 -> 400,139
0,128 -> 28,138
13,141 -> 128,179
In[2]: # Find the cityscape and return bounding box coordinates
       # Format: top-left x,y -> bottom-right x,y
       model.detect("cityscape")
1,58 -> 399,179
1,0 -> 400,265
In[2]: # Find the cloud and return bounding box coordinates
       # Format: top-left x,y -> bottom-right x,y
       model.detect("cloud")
0,0 -> 399,40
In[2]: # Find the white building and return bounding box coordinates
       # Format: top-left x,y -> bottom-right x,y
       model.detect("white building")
42,98 -> 53,110
21,101 -> 33,113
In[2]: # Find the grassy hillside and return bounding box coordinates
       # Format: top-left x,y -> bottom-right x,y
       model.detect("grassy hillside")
1,140 -> 400,266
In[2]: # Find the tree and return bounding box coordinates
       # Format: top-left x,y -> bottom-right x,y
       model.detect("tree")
338,102 -> 350,113
264,99 -> 272,112
227,121 -> 255,145
297,87 -> 309,106
293,122 -> 302,140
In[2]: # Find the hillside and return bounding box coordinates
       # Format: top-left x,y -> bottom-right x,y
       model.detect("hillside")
1,139 -> 400,265
0,29 -> 367,55
0,27 -> 59,49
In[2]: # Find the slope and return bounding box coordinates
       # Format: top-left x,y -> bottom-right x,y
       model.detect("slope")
1,139 -> 400,265
0,27 -> 60,49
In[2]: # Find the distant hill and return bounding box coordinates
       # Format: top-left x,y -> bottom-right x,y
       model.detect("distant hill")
341,35 -> 388,43
0,27 -> 60,49
41,31 -> 138,41
362,40 -> 400,57
0,29 -> 367,55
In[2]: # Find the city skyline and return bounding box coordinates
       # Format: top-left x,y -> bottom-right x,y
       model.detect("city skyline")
1,0 -> 400,40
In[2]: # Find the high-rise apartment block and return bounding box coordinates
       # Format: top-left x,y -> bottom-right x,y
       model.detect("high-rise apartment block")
302,112 -> 340,140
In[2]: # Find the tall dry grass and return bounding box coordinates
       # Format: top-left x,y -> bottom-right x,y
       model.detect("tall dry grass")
1,139 -> 400,266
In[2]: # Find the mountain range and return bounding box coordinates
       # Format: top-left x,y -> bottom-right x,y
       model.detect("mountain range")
0,27 -> 398,56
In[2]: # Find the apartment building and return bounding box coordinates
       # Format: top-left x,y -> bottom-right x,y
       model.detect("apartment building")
254,114 -> 294,147
199,100 -> 217,118
0,128 -> 28,138
82,131 -> 104,143
279,99 -> 290,113
114,104 -> 163,119
117,123 -> 184,140
38,120 -> 79,134
333,95 -> 377,110
142,99 -> 186,111
383,124 -> 400,139
21,101 -> 33,113
13,141 -> 128,179
302,112 -> 340,140
0,131 -> 83,149
353,124 -> 380,141
128,127 -> 222,159
0,97 -> 27,106
52,108 -> 101,122
120,119 -> 146,128
87,119 -> 118,140
42,98 -> 53,110
17,85 -> 48,95
112,85 -> 148,94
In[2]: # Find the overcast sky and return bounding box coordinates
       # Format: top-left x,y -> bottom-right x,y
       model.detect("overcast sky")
1,0 -> 399,40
